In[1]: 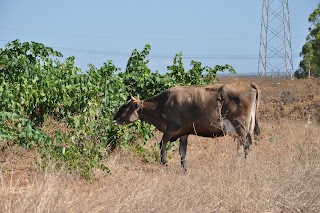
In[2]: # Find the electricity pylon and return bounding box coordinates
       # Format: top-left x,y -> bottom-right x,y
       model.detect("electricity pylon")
258,0 -> 293,78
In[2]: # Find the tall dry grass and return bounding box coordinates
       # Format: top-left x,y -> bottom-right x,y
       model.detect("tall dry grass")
1,120 -> 319,212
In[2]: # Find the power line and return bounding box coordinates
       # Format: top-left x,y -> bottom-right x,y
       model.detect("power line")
54,46 -> 301,60
1,39 -> 301,60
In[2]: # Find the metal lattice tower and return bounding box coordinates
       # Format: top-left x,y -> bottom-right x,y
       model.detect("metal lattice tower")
258,0 -> 293,78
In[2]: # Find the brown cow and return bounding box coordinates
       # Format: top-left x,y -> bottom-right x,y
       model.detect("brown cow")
113,82 -> 260,172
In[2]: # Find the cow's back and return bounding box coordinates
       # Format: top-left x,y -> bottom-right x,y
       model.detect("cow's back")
163,85 -> 223,118
157,85 -> 225,139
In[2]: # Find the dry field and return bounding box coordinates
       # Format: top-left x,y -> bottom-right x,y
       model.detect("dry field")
1,77 -> 320,212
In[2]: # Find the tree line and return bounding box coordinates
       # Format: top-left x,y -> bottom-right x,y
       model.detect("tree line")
295,3 -> 320,78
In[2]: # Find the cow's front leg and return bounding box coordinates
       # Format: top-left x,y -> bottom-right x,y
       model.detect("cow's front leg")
160,130 -> 178,168
179,135 -> 189,172
159,138 -> 169,167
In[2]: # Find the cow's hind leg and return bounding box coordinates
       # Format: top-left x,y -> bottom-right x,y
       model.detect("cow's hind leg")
236,127 -> 252,159
254,117 -> 260,140
235,137 -> 242,157
179,135 -> 189,173
243,133 -> 252,159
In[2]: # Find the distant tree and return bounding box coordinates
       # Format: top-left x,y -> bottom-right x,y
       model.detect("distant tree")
296,3 -> 320,78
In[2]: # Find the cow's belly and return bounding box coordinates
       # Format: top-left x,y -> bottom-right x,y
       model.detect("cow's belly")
178,121 -> 222,137
182,119 -> 237,138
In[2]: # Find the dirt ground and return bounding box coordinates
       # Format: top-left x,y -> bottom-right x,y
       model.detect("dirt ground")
1,77 -> 320,212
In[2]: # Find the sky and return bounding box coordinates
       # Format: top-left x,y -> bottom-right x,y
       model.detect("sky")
0,1 -> 318,75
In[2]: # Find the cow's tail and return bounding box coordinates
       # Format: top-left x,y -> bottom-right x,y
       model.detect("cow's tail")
250,82 -> 260,139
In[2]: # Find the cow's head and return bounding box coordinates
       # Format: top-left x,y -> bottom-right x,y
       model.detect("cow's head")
113,96 -> 142,125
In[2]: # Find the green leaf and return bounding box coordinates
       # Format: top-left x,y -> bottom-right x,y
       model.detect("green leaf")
40,90 -> 45,97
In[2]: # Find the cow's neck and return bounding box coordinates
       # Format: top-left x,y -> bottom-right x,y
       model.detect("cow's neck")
138,99 -> 165,132
137,99 -> 158,122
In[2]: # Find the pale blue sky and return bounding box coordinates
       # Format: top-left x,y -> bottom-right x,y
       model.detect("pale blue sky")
0,1 -> 318,74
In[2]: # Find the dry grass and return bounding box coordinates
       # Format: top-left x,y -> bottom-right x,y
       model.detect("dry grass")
1,77 -> 320,212
1,120 -> 319,212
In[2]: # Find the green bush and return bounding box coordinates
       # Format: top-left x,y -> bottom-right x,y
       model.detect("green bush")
0,40 -> 236,180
